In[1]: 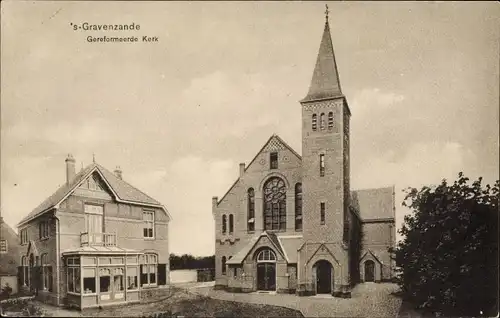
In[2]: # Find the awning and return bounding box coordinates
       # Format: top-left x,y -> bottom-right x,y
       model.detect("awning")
62,246 -> 142,256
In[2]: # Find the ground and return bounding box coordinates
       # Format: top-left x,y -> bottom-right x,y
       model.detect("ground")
16,282 -> 404,317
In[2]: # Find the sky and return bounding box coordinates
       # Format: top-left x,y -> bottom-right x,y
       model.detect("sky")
1,1 -> 499,257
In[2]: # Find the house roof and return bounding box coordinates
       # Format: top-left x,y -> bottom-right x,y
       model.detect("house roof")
17,162 -> 170,227
351,186 -> 395,220
277,235 -> 303,263
0,218 -> 20,276
301,20 -> 343,103
62,245 -> 143,256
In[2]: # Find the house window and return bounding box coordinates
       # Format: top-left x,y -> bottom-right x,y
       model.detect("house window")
320,113 -> 326,130
113,268 -> 124,293
143,211 -> 155,239
247,188 -> 255,232
221,256 -> 226,275
270,152 -> 278,170
39,220 -> 49,239
222,215 -> 227,234
229,214 -> 234,234
41,253 -> 52,291
319,154 -> 325,177
328,112 -> 334,129
100,268 -> 111,293
320,202 -> 326,225
127,267 -> 138,290
83,268 -> 96,294
233,267 -> 237,278
263,177 -> 286,231
295,183 -> 303,231
84,204 -> 103,244
67,257 -> 81,294
140,253 -> 157,287
312,114 -> 317,131
20,228 -> 29,245
0,240 -> 7,253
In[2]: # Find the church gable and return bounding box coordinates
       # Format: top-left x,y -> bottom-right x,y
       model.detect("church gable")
244,134 -> 302,175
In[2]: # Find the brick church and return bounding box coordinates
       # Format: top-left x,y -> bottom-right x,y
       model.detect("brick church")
212,13 -> 396,297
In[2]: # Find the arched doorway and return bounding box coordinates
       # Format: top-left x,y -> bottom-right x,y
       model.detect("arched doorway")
256,248 -> 276,291
364,260 -> 375,282
315,260 -> 332,294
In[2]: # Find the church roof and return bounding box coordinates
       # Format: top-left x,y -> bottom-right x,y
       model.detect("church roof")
351,186 -> 395,221
301,20 -> 343,103
17,162 -> 171,227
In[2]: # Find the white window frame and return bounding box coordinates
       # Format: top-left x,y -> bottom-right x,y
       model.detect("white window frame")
143,211 -> 155,239
0,239 -> 7,254
66,257 -> 81,295
140,254 -> 158,287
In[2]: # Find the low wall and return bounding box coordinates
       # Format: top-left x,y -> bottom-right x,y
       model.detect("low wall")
170,270 -> 198,284
0,276 -> 18,295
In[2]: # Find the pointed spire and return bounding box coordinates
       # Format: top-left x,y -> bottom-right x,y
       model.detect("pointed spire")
92,153 -> 96,163
301,7 -> 343,103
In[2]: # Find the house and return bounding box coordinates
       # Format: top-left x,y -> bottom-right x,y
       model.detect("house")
16,155 -> 171,309
212,14 -> 396,297
0,216 -> 22,295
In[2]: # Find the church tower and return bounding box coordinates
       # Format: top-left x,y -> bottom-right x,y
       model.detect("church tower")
301,9 -> 351,245
297,7 -> 352,296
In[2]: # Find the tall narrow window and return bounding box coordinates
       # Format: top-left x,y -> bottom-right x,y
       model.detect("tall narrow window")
67,257 -> 81,294
295,183 -> 303,231
312,114 -> 317,131
41,253 -> 52,291
229,214 -> 234,234
319,154 -> 325,177
222,215 -> 227,234
221,256 -> 227,275
84,204 -> 103,244
328,112 -> 334,130
320,202 -> 326,225
263,177 -> 287,231
21,256 -> 28,286
143,210 -> 155,239
320,113 -> 326,130
247,188 -> 255,232
141,253 -> 158,286
270,152 -> 278,170
39,220 -> 49,239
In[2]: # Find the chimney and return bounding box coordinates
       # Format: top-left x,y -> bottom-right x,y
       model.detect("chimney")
239,163 -> 245,177
65,154 -> 76,184
212,196 -> 218,209
114,166 -> 123,180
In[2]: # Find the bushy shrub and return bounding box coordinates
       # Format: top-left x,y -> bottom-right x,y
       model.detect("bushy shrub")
392,173 -> 498,317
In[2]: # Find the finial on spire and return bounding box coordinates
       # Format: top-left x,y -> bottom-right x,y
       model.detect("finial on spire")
325,4 -> 329,22
92,153 -> 96,163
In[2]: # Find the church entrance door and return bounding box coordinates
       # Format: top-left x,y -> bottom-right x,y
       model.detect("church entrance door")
257,263 -> 276,291
315,260 -> 332,294
364,260 -> 375,282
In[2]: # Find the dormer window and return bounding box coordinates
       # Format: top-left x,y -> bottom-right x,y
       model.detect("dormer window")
270,152 -> 278,170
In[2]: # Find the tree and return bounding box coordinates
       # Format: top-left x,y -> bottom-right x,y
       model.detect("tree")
393,173 -> 498,317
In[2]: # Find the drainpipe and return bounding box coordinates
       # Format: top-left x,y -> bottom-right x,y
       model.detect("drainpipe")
54,210 -> 61,307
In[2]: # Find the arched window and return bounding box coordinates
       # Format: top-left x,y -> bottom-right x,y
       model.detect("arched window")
222,215 -> 227,234
247,188 -> 255,232
221,256 -> 227,275
263,177 -> 286,231
21,256 -> 28,286
295,183 -> 302,231
328,112 -> 334,130
320,113 -> 326,130
312,114 -> 317,131
256,248 -> 277,262
229,214 -> 234,234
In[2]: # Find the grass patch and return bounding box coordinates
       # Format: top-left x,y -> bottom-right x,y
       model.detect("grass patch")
0,298 -> 44,317
84,289 -> 303,317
